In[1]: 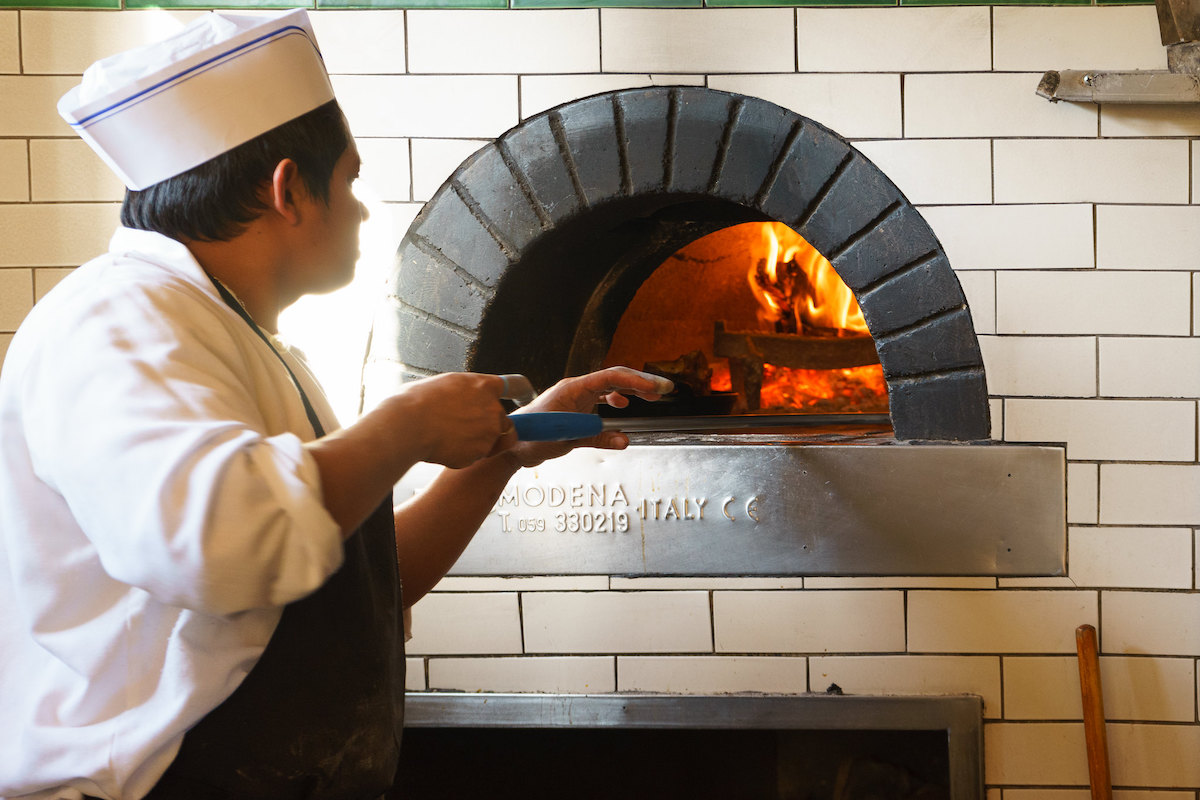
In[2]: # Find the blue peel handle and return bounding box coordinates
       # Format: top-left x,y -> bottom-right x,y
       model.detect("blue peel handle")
510,412 -> 604,442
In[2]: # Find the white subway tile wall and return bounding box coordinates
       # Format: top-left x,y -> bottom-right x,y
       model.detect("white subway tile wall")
0,140 -> 28,203
600,9 -> 794,74
408,10 -> 599,74
708,73 -> 902,139
0,11 -> 18,74
920,204 -> 1094,271
5,7 -> 1200,792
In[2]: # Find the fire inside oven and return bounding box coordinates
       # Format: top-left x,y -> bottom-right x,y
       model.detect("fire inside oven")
603,221 -> 888,420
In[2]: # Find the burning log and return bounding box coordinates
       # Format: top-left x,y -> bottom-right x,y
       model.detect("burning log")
713,320 -> 881,412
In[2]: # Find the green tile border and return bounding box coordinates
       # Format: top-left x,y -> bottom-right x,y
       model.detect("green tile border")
0,0 -> 118,7
319,0 -> 501,6
514,0 -> 696,6
711,0 -> 894,6
0,0 -> 1162,9
125,0 -> 305,6
902,0 -> 1088,4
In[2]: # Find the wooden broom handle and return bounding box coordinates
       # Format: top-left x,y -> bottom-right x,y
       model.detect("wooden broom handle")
1076,624 -> 1113,799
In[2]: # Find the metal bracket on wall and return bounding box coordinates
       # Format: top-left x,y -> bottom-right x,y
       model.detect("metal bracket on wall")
1037,0 -> 1200,103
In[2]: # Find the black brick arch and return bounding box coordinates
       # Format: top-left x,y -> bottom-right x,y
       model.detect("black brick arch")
366,87 -> 990,441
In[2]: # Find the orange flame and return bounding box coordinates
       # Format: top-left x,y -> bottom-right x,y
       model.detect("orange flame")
747,223 -> 868,335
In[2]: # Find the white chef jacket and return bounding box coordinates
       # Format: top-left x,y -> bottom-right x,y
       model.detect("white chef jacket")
0,228 -> 346,800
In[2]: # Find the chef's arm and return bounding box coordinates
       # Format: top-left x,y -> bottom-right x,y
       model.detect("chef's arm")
392,453 -> 522,605
392,367 -> 674,606
306,372 -> 513,538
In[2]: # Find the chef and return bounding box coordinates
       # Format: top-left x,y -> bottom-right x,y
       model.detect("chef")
0,10 -> 671,799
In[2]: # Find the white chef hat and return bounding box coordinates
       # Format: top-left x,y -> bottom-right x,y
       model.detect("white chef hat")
57,9 -> 335,191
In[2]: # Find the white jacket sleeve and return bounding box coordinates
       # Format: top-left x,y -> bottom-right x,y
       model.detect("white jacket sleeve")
20,276 -> 344,617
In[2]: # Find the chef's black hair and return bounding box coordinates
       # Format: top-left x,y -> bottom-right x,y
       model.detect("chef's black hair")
120,100 -> 349,243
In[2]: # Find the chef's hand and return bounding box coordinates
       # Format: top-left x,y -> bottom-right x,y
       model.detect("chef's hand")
389,372 -> 516,469
503,366 -> 673,468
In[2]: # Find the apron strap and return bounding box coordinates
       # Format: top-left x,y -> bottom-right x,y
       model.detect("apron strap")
209,275 -> 327,438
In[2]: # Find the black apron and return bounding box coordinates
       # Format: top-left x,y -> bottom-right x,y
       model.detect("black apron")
140,280 -> 405,799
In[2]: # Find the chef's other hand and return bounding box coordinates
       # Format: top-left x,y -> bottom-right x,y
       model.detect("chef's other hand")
388,372 -> 517,468
506,367 -> 673,468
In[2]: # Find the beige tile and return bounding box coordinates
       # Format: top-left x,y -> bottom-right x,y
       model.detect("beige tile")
803,577 -> 995,590
809,655 -> 1001,717
853,139 -> 991,205
610,577 -> 804,590
354,138 -> 410,204
0,333 -> 13,372
1005,655 -> 1195,723
406,657 -> 425,691
0,203 -> 120,268
34,267 -> 73,301
309,10 -> 406,75
1103,104 -> 1200,137
1003,656 -> 1082,720
906,73 -> 1097,139
1067,463 -> 1098,526
997,577 -> 1078,589
1104,591 -> 1200,657
709,73 -> 901,139
1196,273 -> 1200,333
20,10 -> 200,75
996,271 -> 1191,336
601,8 -> 794,74
1108,723 -> 1200,787
0,140 -> 28,202
908,591 -> 1097,654
1100,337 -> 1200,399
1004,399 -> 1195,462
988,398 -> 1003,440
796,7 -> 990,73
984,722 -> 1089,786
1100,464 -> 1200,526
0,76 -> 78,137
429,656 -> 614,693
409,10 -> 598,74
0,269 -> 34,332
993,6 -> 1166,72
1103,658 -> 1195,723
713,590 -> 905,654
955,271 -> 994,334
995,139 -> 1190,205
1195,142 -> 1200,206
978,336 -> 1096,398
332,75 -> 518,139
919,204 -> 1094,271
406,592 -> 523,655
410,139 -> 488,202
522,591 -> 711,654
434,575 -> 609,592
0,11 -> 17,73
30,139 -> 124,202
519,74 -> 703,121
1098,205 -> 1200,271
618,655 -> 807,694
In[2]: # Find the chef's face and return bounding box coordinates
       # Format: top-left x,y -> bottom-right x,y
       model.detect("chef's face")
299,135 -> 368,295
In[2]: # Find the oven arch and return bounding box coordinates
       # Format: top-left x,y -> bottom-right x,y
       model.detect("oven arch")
366,86 -> 989,440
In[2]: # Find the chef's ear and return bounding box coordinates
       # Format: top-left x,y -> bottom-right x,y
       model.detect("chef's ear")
268,158 -> 304,224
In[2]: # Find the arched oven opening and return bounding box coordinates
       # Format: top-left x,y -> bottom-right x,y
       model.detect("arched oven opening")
368,87 -> 988,442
